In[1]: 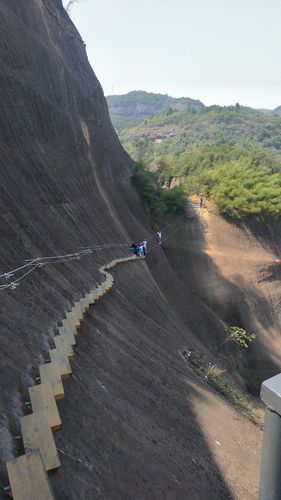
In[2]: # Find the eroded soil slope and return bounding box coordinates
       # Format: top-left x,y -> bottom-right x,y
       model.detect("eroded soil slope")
164,201 -> 281,385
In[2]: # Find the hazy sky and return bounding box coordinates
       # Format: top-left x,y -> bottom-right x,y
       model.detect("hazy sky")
67,0 -> 281,109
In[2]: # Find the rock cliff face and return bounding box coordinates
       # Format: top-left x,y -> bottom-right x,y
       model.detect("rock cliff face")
0,2 -> 262,499
0,0 -> 142,472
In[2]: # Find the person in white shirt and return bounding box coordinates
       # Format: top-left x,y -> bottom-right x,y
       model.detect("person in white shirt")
157,230 -> 162,245
142,239 -> 148,255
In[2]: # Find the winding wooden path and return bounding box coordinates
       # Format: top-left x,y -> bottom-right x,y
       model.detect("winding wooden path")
5,255 -> 138,499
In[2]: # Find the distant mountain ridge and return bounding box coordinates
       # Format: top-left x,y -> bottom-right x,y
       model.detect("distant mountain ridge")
250,105 -> 281,116
106,90 -> 204,128
273,105 -> 281,115
107,90 -> 281,127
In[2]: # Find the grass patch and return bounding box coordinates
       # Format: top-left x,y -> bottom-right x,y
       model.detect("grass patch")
183,350 -> 264,426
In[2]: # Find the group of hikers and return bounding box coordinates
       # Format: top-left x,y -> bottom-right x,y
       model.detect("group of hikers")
130,239 -> 148,257
130,229 -> 162,257
129,198 -> 204,259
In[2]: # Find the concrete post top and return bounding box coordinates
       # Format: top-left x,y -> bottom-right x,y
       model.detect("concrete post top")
261,373 -> 281,415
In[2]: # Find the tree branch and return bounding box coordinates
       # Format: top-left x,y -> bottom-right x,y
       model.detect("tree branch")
64,0 -> 84,14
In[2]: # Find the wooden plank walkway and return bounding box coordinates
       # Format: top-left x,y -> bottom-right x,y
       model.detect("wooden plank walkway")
85,291 -> 96,304
61,318 -> 76,334
6,451 -> 55,500
65,310 -> 80,328
80,297 -> 90,312
58,327 -> 77,343
74,302 -> 84,320
49,349 -> 72,379
5,254 -> 140,495
54,335 -> 75,361
20,411 -> 60,471
54,332 -> 76,349
39,362 -> 64,400
29,383 -> 61,431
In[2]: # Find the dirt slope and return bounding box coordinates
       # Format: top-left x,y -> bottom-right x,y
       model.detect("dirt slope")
164,201 -> 281,385
0,2 -> 263,499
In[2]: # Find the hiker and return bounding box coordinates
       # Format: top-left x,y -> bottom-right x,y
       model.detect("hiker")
130,241 -> 139,256
142,239 -> 148,256
134,244 -> 141,256
157,229 -> 162,245
139,243 -> 144,257
200,196 -> 204,208
130,241 -> 137,253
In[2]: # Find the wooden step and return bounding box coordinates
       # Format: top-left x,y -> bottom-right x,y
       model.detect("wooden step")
73,302 -> 84,321
85,292 -> 96,304
39,362 -> 64,400
28,383 -> 61,432
61,318 -> 76,334
96,284 -> 107,295
78,299 -> 87,315
49,349 -> 72,379
20,411 -> 61,472
80,297 -> 90,312
54,336 -> 75,361
65,310 -> 80,328
106,278 -> 113,289
91,288 -> 103,300
6,451 -> 55,500
108,260 -> 117,268
55,332 -> 76,347
58,326 -> 77,343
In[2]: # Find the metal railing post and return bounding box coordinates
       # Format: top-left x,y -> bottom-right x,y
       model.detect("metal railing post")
260,373 -> 281,500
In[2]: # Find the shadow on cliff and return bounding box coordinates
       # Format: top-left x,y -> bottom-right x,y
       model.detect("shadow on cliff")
224,216 -> 281,259
147,211 -> 281,386
51,261 -> 235,500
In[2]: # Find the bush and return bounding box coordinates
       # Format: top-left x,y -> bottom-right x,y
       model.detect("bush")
229,326 -> 256,348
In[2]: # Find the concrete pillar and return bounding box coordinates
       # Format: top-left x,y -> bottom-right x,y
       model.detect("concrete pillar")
260,373 -> 281,500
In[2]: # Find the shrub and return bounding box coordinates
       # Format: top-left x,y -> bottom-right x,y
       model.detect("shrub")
229,326 -> 256,348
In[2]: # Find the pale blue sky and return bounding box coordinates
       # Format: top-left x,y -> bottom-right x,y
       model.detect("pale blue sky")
66,0 -> 281,109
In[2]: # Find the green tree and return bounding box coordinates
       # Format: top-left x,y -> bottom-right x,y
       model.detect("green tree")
229,326 -> 256,348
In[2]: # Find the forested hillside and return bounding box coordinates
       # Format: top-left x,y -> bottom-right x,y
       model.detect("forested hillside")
106,90 -> 204,129
115,104 -> 281,219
